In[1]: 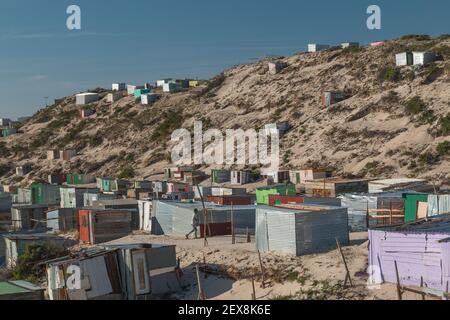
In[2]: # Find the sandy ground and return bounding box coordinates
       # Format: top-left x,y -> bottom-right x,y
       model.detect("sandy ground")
105,232 -> 435,300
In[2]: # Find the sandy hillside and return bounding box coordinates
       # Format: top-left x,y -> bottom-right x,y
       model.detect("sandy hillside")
1,35 -> 450,186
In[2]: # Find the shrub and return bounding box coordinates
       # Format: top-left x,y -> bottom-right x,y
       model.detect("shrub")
405,97 -> 426,115
0,164 -> 10,176
60,121 -> 87,146
31,130 -> 53,148
118,166 -> 135,179
378,66 -> 400,82
437,113 -> 450,136
437,141 -> 450,156
12,242 -> 67,283
151,109 -> 183,140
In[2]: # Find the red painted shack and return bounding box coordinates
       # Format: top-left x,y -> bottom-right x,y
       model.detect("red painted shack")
207,195 -> 254,206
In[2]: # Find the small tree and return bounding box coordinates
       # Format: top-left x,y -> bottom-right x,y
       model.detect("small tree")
12,242 -> 68,284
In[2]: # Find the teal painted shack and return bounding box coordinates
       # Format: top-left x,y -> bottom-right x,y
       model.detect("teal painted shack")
134,89 -> 151,98
403,193 -> 428,222
256,184 -> 296,205
1,128 -> 17,137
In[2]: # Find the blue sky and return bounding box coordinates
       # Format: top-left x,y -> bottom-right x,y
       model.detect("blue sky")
0,0 -> 449,118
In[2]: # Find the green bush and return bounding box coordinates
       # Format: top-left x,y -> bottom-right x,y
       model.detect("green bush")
60,121 -> 87,146
118,165 -> 135,179
378,66 -> 400,82
31,130 -> 53,148
438,114 -> 450,136
405,97 -> 426,115
12,242 -> 67,283
437,141 -> 450,156
151,110 -> 184,140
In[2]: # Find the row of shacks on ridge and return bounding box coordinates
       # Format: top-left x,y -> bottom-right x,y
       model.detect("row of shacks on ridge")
0,40 -> 442,137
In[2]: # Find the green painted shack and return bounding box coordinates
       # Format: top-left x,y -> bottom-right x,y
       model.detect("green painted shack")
66,174 -> 94,185
1,127 -> 17,137
211,169 -> 231,184
30,183 -> 60,205
256,184 -> 296,205
96,178 -> 128,193
134,89 -> 151,98
403,193 -> 429,222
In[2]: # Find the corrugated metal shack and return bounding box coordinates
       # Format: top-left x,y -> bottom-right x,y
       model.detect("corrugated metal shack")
83,192 -> 118,207
207,195 -> 254,206
30,183 -> 60,205
11,204 -> 48,231
91,199 -> 139,230
322,91 -> 349,108
15,188 -> 31,204
396,52 -> 414,66
46,209 -> 78,232
47,243 -> 180,300
211,169 -> 231,184
66,174 -> 95,185
307,44 -> 330,52
268,62 -> 288,75
339,192 -> 405,232
368,216 -> 450,292
304,179 -> 369,197
103,244 -> 180,299
369,178 -> 427,193
78,209 -> 132,244
97,178 -> 129,194
46,248 -> 123,300
76,93 -> 99,105
256,184 -> 296,205
152,201 -> 256,236
211,187 -> 247,197
0,192 -> 12,212
60,187 -> 99,208
48,174 -> 67,185
256,204 -> 349,256
230,171 -> 257,185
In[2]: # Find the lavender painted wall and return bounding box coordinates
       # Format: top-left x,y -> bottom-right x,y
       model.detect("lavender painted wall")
369,229 -> 450,292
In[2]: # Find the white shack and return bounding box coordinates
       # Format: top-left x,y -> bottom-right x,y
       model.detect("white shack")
307,44 -> 330,52
396,52 -> 414,66
413,52 -> 437,66
107,92 -> 122,103
341,42 -> 359,48
76,93 -> 99,106
268,62 -> 288,75
141,94 -> 159,105
112,83 -> 126,91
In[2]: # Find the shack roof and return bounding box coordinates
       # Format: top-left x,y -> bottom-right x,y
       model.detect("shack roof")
156,200 -> 256,211
373,214 -> 450,233
0,281 -> 43,295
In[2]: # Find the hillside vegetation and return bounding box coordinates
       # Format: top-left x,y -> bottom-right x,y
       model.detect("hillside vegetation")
1,35 -> 450,186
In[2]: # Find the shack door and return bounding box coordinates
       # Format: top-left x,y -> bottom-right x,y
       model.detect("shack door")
132,251 -> 150,296
79,210 -> 91,243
